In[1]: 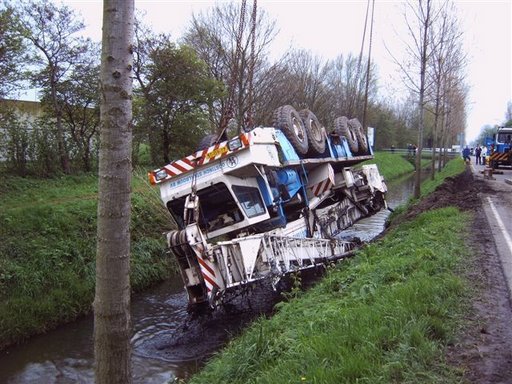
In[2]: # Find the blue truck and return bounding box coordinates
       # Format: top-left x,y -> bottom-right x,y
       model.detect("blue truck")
486,126 -> 512,168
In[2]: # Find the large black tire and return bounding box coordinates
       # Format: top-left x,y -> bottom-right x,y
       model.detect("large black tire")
299,109 -> 326,155
334,116 -> 358,154
196,133 -> 219,151
348,118 -> 368,154
273,105 -> 309,155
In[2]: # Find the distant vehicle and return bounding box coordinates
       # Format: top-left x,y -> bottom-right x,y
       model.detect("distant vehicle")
487,127 -> 512,168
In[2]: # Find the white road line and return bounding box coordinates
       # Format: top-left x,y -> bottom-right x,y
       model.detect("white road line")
487,196 -> 512,256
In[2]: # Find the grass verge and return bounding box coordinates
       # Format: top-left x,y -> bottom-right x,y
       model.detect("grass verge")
0,170 -> 175,349
419,159 -> 466,197
363,151 -> 415,180
388,158 -> 466,219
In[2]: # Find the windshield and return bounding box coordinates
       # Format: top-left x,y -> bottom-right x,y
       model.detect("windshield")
497,132 -> 512,144
232,185 -> 266,218
167,183 -> 243,231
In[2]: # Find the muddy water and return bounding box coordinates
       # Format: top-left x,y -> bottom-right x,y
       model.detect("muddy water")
0,172 -> 420,383
342,172 -> 417,241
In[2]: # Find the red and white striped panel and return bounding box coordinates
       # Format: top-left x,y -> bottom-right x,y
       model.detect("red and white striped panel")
159,133 -> 251,178
310,164 -> 335,196
197,141 -> 228,166
161,154 -> 196,177
311,178 -> 334,196
197,133 -> 250,166
196,255 -> 221,293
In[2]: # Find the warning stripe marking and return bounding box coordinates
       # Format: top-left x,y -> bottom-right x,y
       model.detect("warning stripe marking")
202,273 -> 218,292
151,132 -> 251,182
196,256 -> 220,292
490,152 -> 510,161
197,256 -> 215,276
310,166 -> 335,196
312,179 -> 332,196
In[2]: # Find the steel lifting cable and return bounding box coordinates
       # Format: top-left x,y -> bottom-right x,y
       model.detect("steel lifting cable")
245,0 -> 257,130
356,0 -> 371,88
355,0 -> 375,132
184,156 -> 202,226
361,0 -> 375,132
217,0 -> 247,140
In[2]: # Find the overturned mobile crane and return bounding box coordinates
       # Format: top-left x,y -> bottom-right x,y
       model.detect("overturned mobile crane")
149,106 -> 387,309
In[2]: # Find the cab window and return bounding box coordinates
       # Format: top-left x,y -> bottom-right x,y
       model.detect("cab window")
232,186 -> 266,218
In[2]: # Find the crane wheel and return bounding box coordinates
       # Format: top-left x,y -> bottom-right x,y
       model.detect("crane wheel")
299,109 -> 326,155
334,116 -> 358,154
348,118 -> 368,154
273,105 -> 309,156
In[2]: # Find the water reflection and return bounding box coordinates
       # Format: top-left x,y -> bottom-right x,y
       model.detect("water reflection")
0,279 -> 189,384
341,172 -> 418,241
0,172 -> 420,383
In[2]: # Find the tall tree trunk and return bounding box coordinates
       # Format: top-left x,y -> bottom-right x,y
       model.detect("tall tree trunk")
50,76 -> 70,174
439,104 -> 447,172
414,0 -> 432,199
94,1 -> 134,383
431,94 -> 441,180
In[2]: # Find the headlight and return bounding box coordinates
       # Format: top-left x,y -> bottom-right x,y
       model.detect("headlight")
155,169 -> 168,181
228,137 -> 242,151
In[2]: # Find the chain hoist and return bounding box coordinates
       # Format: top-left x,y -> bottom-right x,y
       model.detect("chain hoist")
217,0 -> 257,140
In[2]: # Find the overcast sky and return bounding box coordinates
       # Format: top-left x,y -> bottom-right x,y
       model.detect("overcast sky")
62,0 -> 511,143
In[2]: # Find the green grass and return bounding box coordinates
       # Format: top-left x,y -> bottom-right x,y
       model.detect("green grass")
189,207 -> 469,384
363,151 -> 415,180
0,170 -> 175,349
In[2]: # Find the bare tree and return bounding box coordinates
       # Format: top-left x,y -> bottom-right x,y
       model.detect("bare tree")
323,53 -> 378,126
505,101 -> 512,125
427,2 -> 466,179
182,1 -> 277,134
391,0 -> 440,198
281,50 -> 331,119
253,49 -> 377,131
94,0 -> 134,382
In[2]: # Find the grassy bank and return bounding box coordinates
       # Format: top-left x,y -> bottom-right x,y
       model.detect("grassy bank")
365,151 -> 437,181
188,159 -> 469,383
388,158 -> 466,219
0,170 -> 175,349
363,151 -> 415,180
419,159 -> 465,197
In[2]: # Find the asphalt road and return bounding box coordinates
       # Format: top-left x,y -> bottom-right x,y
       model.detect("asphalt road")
472,163 -> 512,299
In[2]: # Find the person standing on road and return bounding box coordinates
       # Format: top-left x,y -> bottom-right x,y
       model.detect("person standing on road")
475,145 -> 482,165
481,146 -> 488,166
462,146 -> 471,163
